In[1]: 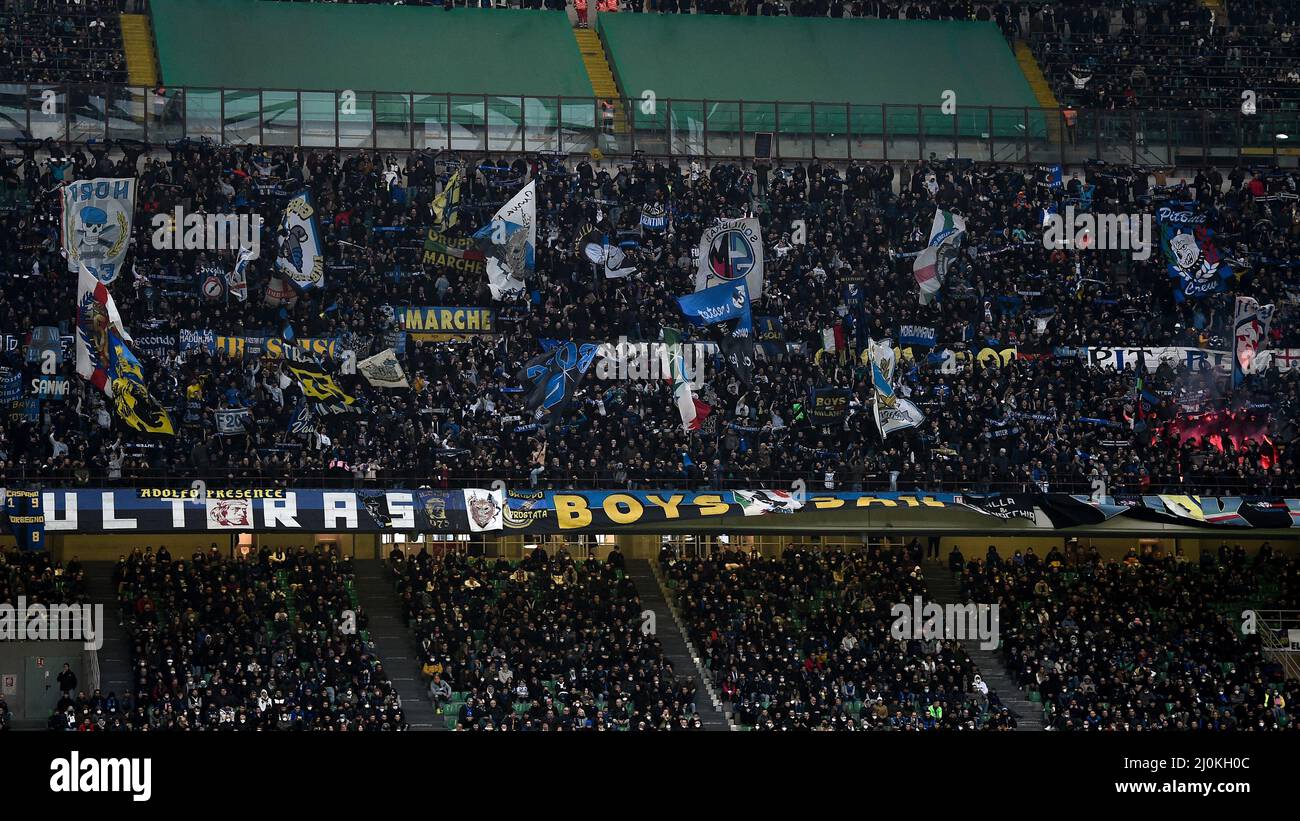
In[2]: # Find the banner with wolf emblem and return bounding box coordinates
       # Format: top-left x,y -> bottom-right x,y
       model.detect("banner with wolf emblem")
1159,208 -> 1231,301
277,190 -> 325,290
62,177 -> 135,284
464,488 -> 504,532
358,348 -> 409,389
694,217 -> 764,302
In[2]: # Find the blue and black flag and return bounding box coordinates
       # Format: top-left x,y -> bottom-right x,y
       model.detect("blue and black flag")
516,340 -> 600,417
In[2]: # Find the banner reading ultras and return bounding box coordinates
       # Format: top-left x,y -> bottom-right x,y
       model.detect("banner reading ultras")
39,489 -> 504,533
22,489 -> 1300,534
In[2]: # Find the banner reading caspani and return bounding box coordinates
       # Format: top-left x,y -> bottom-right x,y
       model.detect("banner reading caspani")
63,178 -> 135,284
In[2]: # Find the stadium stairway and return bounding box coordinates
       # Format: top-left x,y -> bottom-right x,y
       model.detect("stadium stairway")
573,27 -> 628,135
120,13 -> 159,89
627,559 -> 731,730
922,563 -> 1044,732
1013,39 -> 1061,147
82,563 -> 134,704
352,563 -> 440,731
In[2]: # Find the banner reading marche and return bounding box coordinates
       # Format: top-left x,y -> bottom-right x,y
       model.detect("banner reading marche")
62,177 -> 135,284
422,230 -> 485,272
399,307 -> 495,338
695,218 -> 764,302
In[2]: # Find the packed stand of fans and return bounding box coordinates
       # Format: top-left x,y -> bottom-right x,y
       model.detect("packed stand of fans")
46,543 -> 407,731
2,139 -> 1298,496
960,540 -> 1300,730
664,544 -> 1017,730
395,544 -> 702,729
6,0 -> 1296,116
1027,1 -> 1300,111
0,0 -> 127,86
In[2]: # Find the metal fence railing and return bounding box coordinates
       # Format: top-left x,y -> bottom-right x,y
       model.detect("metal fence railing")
3,83 -> 1299,166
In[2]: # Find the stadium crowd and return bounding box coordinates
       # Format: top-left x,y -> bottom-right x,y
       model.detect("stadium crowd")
43,542 -> 407,731
961,540 -> 1300,730
0,0 -> 127,86
664,544 -> 1018,730
1,140 -> 1297,497
0,545 -> 86,609
7,0 -> 1295,116
394,544 -> 702,730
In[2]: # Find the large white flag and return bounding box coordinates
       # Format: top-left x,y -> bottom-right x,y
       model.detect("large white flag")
227,245 -> 254,303
63,177 -> 135,284
929,208 -> 966,246
358,348 -> 409,388
276,190 -> 324,290
874,395 -> 925,439
913,232 -> 960,305
664,327 -> 697,432
1233,295 -> 1275,386
584,240 -> 637,279
695,217 -> 764,302
474,180 -> 535,301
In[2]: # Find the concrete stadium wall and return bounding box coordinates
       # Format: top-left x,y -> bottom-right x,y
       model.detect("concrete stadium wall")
0,641 -> 94,725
